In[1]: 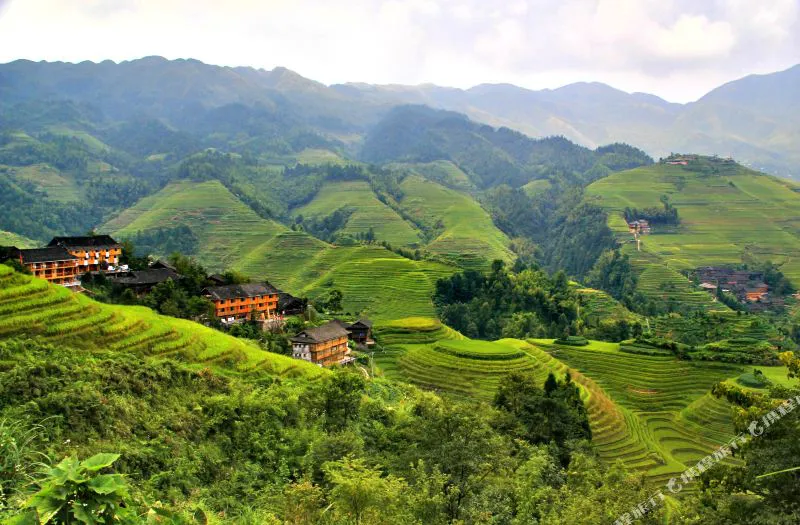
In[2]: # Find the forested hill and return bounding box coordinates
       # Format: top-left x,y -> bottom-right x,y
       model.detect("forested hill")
361,105 -> 653,188
2,57 -> 799,178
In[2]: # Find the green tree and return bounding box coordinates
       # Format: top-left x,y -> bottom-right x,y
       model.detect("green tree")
323,456 -> 409,525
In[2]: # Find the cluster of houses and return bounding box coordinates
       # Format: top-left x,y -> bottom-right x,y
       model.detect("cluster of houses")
0,235 -> 123,287
695,266 -> 778,308
0,234 -> 372,368
626,219 -> 651,235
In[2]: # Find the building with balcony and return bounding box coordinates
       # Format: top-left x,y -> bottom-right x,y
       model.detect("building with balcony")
47,235 -> 122,272
203,283 -> 280,323
17,247 -> 81,287
291,321 -> 351,367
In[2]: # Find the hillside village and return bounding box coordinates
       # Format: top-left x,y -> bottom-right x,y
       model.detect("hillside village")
0,234 -> 373,368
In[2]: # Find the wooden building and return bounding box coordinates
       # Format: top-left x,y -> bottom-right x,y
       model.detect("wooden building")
291,321 -> 351,366
14,246 -> 80,287
278,291 -> 306,316
347,319 -> 374,345
48,235 -> 122,272
108,267 -> 182,295
203,283 -> 279,323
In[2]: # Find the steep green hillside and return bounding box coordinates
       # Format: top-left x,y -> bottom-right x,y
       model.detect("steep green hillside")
105,179 -> 288,270
0,264 -> 321,377
105,180 -> 456,320
375,319 -> 761,487
0,230 -> 36,248
237,244 -> 455,320
398,174 -> 513,269
294,180 -> 423,246
587,161 -> 800,285
399,160 -> 475,191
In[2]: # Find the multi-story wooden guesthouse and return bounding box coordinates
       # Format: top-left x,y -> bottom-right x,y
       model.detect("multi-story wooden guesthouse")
291,321 -> 352,366
3,246 -> 81,287
48,235 -> 122,272
203,283 -> 279,323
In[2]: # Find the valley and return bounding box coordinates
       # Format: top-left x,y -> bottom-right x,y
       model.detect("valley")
0,57 -> 798,524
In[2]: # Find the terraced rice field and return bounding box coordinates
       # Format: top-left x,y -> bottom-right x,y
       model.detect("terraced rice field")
626,248 -> 729,312
0,230 -> 36,248
0,265 -> 322,378
10,163 -> 83,202
587,163 -> 800,286
541,340 -> 745,486
294,180 -> 423,246
376,320 -> 752,487
377,334 -> 549,401
400,161 -> 475,191
576,287 -> 642,325
105,180 -> 287,270
651,309 -> 782,345
398,175 -> 513,269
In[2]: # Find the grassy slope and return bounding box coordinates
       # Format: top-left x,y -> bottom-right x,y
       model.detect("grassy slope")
587,163 -> 800,285
294,180 -> 423,246
0,230 -> 37,248
105,179 -> 456,320
238,243 -> 455,321
0,264 -> 322,378
576,287 -> 643,324
105,180 -> 287,270
398,174 -> 514,269
372,319 -> 790,487
399,161 -> 476,192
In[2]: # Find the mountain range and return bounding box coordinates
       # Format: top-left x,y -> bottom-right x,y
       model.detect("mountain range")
1,57 -> 798,177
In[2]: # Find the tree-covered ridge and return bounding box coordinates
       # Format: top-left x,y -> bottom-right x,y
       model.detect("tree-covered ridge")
433,261 -> 643,342
360,105 -> 653,189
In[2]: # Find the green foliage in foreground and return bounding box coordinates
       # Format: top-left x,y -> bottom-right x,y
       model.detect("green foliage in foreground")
0,337 -> 664,524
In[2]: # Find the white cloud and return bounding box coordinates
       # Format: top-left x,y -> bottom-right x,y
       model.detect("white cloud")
0,0 -> 797,102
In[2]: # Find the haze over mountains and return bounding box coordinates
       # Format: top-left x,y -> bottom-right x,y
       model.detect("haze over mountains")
1,57 -> 799,178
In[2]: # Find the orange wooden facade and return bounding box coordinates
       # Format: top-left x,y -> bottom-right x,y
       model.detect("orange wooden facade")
307,335 -> 349,366
212,293 -> 279,320
68,246 -> 122,272
27,259 -> 80,286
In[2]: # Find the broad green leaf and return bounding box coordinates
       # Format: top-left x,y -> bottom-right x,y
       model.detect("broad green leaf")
87,474 -> 127,495
71,501 -> 98,525
81,453 -> 120,472
32,496 -> 65,524
2,511 -> 39,525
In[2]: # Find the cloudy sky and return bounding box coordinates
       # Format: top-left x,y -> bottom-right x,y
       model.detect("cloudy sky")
0,0 -> 798,102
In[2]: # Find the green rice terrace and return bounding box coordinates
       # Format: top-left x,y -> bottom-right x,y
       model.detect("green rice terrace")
587,161 -> 800,286
397,174 -> 514,269
294,179 -> 423,247
371,318 -> 794,488
624,247 -> 731,313
0,229 -> 36,248
105,179 -> 457,320
0,264 -> 322,378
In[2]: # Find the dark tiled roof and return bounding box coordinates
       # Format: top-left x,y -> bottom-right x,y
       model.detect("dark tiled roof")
0,246 -> 21,261
20,247 -> 78,263
291,321 -> 350,344
111,268 -> 181,286
349,318 -> 373,329
203,283 -> 279,301
48,235 -> 120,248
278,292 -> 304,308
150,260 -> 178,272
